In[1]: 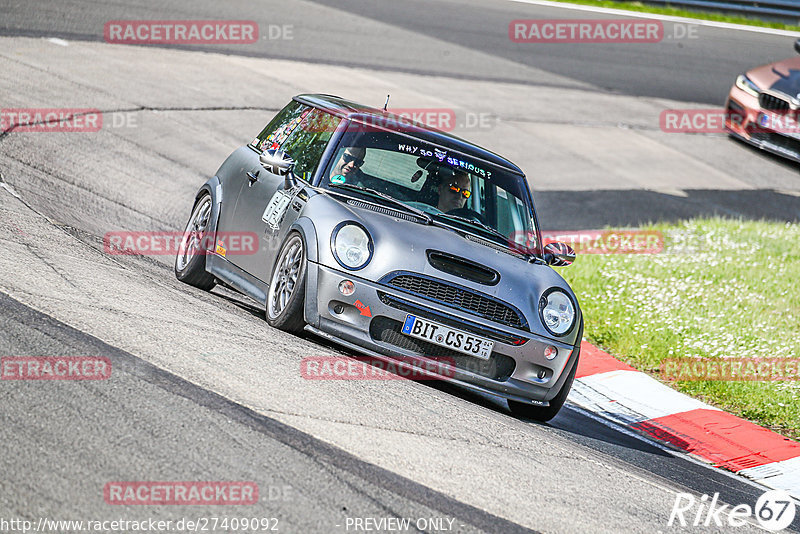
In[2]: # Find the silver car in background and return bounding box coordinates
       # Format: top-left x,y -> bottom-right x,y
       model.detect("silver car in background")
175,94 -> 582,421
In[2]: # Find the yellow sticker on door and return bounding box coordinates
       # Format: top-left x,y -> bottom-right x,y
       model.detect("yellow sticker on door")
215,240 -> 227,257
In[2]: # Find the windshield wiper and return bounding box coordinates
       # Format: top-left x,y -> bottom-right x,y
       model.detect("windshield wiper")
434,213 -> 509,243
434,213 -> 541,260
328,183 -> 432,224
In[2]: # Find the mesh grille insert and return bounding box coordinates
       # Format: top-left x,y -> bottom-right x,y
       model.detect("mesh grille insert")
386,274 -> 525,329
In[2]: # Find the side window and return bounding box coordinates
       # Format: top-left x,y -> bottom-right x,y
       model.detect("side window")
279,109 -> 341,181
493,187 -> 525,238
251,101 -> 307,151
469,176 -> 485,217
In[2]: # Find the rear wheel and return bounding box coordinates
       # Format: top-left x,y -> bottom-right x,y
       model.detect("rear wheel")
508,350 -> 579,422
175,194 -> 216,290
266,232 -> 307,334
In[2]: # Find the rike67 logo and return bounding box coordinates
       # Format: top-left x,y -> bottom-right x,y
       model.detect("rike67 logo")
668,489 -> 796,531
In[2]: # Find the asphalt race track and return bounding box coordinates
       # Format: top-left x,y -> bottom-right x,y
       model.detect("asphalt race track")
0,0 -> 799,532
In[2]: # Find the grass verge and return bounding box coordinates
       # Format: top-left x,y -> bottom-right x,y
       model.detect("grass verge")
539,0 -> 800,32
557,217 -> 800,439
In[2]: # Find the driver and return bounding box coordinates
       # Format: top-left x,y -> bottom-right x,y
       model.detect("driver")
437,169 -> 471,212
329,146 -> 366,184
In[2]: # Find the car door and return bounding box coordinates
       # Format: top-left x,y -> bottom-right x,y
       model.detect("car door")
229,106 -> 340,281
216,100 -> 308,240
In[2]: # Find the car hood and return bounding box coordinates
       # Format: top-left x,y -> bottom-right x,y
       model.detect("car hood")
748,56 -> 800,98
304,191 -> 581,344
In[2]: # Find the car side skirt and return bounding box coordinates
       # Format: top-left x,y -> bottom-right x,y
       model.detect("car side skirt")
206,255 -> 269,307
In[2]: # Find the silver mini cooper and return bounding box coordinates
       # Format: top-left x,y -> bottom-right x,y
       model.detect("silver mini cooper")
175,94 -> 582,421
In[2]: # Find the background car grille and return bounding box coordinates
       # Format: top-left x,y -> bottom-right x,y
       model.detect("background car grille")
747,130 -> 800,159
368,316 -> 516,381
760,93 -> 790,112
384,273 -> 526,329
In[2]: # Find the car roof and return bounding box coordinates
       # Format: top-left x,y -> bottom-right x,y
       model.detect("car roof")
294,93 -> 524,175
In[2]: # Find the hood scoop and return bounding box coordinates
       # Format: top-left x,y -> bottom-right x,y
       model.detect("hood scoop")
426,250 -> 500,286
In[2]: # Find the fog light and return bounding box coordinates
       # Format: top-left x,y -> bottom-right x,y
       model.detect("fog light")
338,280 -> 355,296
544,345 -> 557,360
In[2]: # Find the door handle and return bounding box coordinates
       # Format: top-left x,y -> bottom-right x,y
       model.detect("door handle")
246,171 -> 259,184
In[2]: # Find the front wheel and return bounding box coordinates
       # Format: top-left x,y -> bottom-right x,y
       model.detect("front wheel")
266,232 -> 307,334
175,194 -> 216,290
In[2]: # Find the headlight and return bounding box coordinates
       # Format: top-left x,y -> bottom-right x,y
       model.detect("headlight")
331,222 -> 373,270
539,289 -> 576,336
735,74 -> 760,98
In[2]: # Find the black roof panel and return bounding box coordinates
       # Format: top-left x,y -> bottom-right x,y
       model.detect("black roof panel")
294,93 -> 524,175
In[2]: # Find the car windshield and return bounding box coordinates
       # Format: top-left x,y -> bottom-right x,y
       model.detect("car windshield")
320,122 -> 538,252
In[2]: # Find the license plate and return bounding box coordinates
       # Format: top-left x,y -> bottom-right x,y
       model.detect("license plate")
401,314 -> 494,360
261,188 -> 295,230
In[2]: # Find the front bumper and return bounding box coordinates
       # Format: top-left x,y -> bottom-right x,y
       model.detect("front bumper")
726,86 -> 800,163
305,261 -> 578,404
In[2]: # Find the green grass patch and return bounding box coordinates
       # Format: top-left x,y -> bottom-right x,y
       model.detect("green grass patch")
542,0 -> 800,32
558,217 -> 800,439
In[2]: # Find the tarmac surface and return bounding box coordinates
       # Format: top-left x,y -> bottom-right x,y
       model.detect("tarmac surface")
0,1 -> 798,532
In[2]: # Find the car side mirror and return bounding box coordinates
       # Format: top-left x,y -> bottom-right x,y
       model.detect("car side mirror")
795,38 -> 800,55
543,242 -> 576,267
259,149 -> 297,189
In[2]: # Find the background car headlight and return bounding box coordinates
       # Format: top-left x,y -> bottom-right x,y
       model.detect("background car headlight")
539,289 -> 576,336
332,223 -> 373,270
735,74 -> 760,98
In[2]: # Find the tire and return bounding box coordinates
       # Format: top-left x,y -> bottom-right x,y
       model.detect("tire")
508,344 -> 580,422
175,194 -> 216,290
266,232 -> 307,334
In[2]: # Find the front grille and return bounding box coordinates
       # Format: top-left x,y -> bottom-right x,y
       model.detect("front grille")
384,273 -> 526,329
747,130 -> 800,159
760,93 -> 790,112
368,316 -> 516,381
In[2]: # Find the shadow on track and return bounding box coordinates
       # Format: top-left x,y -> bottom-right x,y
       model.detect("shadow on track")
305,331 -> 671,457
